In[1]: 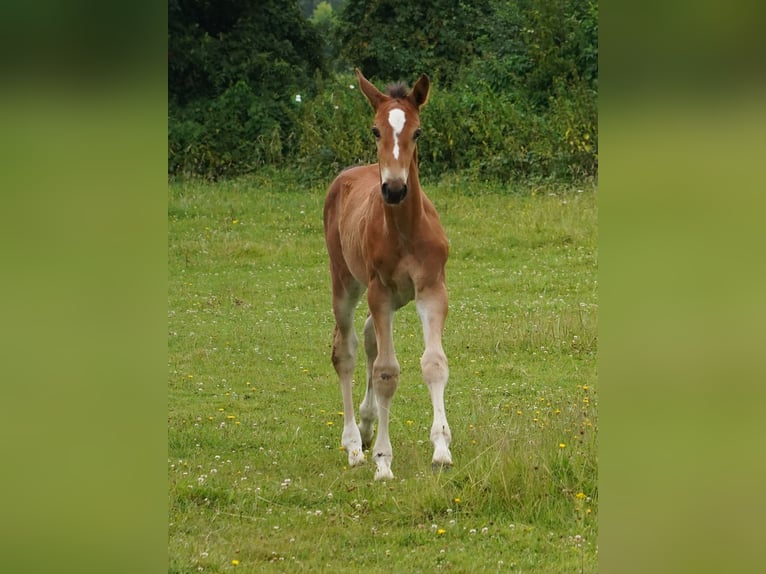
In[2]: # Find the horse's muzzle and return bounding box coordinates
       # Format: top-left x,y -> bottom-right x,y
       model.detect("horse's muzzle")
382,181 -> 408,205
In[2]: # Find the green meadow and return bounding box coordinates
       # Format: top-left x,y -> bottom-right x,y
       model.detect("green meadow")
168,170 -> 598,572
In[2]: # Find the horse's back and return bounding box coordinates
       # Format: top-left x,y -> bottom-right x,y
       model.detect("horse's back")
326,164 -> 379,201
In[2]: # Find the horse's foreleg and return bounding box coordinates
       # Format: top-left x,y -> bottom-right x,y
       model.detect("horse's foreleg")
358,313 -> 378,449
331,291 -> 365,467
368,284 -> 399,480
416,289 -> 453,469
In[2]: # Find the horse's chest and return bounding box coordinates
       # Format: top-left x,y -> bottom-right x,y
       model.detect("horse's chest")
372,254 -> 417,303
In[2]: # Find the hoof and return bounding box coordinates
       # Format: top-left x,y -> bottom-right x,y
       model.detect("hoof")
374,453 -> 394,481
348,449 -> 366,467
432,461 -> 453,474
374,467 -> 394,481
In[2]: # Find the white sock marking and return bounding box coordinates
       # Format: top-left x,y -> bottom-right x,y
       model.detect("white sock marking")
388,108 -> 406,160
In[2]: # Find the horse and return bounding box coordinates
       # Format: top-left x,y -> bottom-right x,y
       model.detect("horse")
323,69 -> 452,480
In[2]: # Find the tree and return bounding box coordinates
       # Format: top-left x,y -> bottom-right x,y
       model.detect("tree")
466,0 -> 598,106
168,0 -> 326,176
335,0 -> 492,85
310,2 -> 339,64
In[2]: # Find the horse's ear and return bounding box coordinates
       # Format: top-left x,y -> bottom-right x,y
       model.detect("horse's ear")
408,74 -> 430,109
356,68 -> 386,110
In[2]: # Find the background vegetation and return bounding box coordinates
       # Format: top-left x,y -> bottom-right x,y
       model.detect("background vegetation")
168,0 -> 597,182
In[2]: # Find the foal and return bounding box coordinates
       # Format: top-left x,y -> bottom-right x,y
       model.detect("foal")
323,69 -> 452,480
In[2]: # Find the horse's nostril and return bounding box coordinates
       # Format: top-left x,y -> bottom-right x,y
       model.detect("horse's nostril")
381,179 -> 407,204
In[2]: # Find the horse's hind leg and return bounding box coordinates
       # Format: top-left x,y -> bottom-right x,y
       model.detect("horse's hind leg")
358,313 -> 378,449
331,282 -> 365,467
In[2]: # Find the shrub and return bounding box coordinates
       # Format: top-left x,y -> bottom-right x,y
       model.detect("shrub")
168,0 -> 597,184
292,74 -> 597,184
168,0 -> 324,178
293,74 -> 375,179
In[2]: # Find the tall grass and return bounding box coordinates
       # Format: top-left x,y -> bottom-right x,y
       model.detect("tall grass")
168,170 -> 597,572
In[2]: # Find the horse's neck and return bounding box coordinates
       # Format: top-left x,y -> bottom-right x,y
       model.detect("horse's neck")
407,148 -> 422,198
384,152 -> 423,236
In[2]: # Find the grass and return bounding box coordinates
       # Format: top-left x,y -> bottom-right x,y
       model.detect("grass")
168,169 -> 598,572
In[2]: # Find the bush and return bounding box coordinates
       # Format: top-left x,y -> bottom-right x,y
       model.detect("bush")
168,0 -> 324,178
169,81 -> 292,178
293,74 -> 375,179
168,0 -> 598,184
293,74 -> 597,184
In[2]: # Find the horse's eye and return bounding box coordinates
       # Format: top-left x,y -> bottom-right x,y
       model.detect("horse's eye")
371,127 -> 381,139
413,128 -> 422,140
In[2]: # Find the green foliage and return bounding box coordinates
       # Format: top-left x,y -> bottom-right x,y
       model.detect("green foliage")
294,74 -> 374,177
299,0 -> 344,19
310,0 -> 336,26
468,0 -> 598,106
310,1 -> 340,65
335,0 -> 492,86
168,0 -> 324,178
169,80 -> 290,176
168,0 -> 598,183
293,74 -> 597,183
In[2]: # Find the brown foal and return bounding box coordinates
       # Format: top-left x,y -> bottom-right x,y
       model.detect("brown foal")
323,69 -> 452,480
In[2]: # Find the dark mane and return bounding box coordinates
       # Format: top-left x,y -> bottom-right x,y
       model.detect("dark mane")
386,82 -> 409,99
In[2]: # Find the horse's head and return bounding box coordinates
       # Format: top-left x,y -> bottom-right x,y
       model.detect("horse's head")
356,69 -> 430,205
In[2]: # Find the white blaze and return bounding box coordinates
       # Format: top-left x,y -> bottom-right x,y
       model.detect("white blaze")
388,108 -> 406,160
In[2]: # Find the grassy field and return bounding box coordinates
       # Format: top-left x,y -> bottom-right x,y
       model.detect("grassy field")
168,170 -> 598,573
